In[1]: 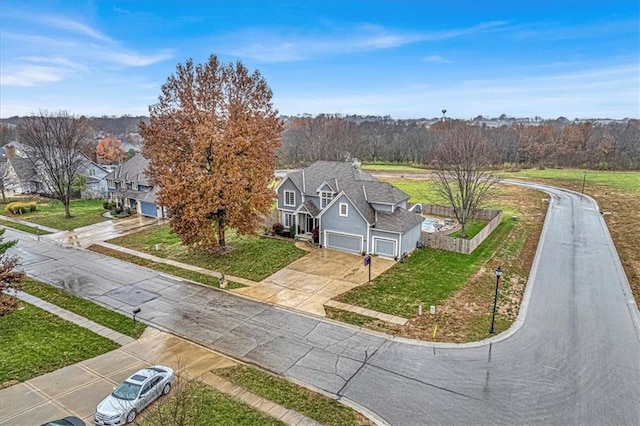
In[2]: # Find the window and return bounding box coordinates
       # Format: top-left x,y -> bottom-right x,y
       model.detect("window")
339,203 -> 348,217
88,168 -> 95,176
107,179 -> 115,188
320,191 -> 333,208
131,182 -> 139,190
283,212 -> 294,228
284,190 -> 295,207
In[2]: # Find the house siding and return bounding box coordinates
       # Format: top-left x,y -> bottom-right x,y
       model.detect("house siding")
277,179 -> 301,211
370,202 -> 393,212
401,222 -> 422,255
320,194 -> 368,247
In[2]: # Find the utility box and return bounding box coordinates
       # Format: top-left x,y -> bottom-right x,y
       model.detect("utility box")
430,305 -> 436,315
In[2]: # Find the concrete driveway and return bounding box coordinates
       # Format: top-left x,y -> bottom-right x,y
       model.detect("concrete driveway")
232,248 -> 395,316
0,328 -> 238,426
45,215 -> 161,248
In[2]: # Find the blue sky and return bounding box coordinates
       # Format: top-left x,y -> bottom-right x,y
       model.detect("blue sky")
1,1 -> 638,119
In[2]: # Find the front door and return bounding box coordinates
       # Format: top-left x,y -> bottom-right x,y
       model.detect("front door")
306,216 -> 315,233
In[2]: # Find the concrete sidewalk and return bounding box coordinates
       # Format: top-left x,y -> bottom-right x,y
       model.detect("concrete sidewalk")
1,294 -> 321,426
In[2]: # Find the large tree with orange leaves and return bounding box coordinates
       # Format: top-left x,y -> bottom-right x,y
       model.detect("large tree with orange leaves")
96,135 -> 125,164
140,55 -> 282,249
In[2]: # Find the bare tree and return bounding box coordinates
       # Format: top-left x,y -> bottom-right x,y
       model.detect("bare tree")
433,122 -> 499,238
17,110 -> 92,218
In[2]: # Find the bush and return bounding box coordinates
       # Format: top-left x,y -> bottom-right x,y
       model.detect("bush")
27,202 -> 37,212
6,202 -> 29,215
103,201 -> 115,210
289,224 -> 296,236
272,223 -> 284,235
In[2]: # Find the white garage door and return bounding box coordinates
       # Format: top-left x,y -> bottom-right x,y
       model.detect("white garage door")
373,238 -> 397,258
325,231 -> 362,254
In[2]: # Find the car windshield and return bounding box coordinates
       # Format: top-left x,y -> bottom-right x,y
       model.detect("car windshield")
111,381 -> 142,400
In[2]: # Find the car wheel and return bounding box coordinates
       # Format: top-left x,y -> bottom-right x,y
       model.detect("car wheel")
162,382 -> 172,395
126,409 -> 136,424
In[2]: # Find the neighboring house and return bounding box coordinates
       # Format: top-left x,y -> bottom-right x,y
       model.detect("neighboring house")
105,153 -> 165,218
81,158 -> 110,199
276,161 -> 424,258
3,157 -> 41,196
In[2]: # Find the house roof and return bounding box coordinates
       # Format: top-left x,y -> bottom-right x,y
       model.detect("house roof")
375,207 -> 425,233
105,152 -> 150,185
295,199 -> 322,216
285,161 -> 414,225
7,157 -> 38,182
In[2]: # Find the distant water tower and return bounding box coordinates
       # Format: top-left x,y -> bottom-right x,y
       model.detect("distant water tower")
441,109 -> 447,121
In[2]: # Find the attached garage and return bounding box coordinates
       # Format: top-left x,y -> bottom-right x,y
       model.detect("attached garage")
140,201 -> 157,217
325,231 -> 363,254
373,237 -> 397,258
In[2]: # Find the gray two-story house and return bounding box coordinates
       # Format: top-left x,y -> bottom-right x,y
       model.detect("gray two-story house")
105,153 -> 165,218
276,161 -> 424,258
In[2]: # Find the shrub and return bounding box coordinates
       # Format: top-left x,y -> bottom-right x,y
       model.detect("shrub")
103,201 -> 114,210
27,202 -> 37,212
289,224 -> 296,236
5,202 -> 29,215
272,223 -> 284,235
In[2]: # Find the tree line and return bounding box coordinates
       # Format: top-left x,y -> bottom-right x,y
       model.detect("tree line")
278,115 -> 640,170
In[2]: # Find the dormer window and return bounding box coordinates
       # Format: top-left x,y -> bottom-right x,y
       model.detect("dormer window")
107,179 -> 115,188
320,191 -> 333,208
131,182 -> 139,190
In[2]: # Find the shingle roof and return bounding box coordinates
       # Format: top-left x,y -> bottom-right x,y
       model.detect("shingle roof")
299,199 -> 322,216
8,157 -> 38,182
289,161 -> 417,225
375,207 -> 425,232
105,153 -> 150,185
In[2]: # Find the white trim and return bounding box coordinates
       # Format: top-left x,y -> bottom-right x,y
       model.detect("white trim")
339,203 -> 348,217
284,190 -> 296,207
324,230 -> 364,253
283,212 -> 295,228
320,191 -> 333,208
372,236 -> 398,258
315,181 -> 335,193
274,174 -> 302,193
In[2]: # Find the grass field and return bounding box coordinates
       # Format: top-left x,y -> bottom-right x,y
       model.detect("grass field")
217,366 -> 372,426
361,163 -> 429,173
106,227 -> 307,281
20,279 -> 146,338
0,303 -> 118,387
1,198 -> 107,231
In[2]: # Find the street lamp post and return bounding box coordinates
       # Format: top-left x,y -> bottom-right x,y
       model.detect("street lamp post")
489,266 -> 503,335
581,172 -> 587,194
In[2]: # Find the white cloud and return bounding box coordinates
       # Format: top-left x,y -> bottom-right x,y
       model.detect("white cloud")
96,50 -> 174,67
422,55 -> 451,64
34,15 -> 113,42
1,65 -> 68,86
221,21 -> 511,62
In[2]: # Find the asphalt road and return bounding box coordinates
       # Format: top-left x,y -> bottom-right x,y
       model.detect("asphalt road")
6,183 -> 640,425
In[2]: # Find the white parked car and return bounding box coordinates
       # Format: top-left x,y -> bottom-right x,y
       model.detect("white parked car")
94,365 -> 174,425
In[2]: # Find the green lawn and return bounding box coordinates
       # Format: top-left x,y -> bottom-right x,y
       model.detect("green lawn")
139,380 -> 284,426
448,219 -> 488,239
0,219 -> 53,235
217,366 -> 372,426
1,199 -> 108,231
20,279 -> 146,338
337,219 -> 515,318
88,244 -> 245,289
0,303 -> 118,386
107,226 -> 307,281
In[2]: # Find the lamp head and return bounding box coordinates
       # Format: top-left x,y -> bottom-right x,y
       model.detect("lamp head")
133,307 -> 141,315
495,266 -> 503,277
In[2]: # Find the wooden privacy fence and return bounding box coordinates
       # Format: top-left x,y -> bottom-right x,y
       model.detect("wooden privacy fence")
419,204 -> 502,254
